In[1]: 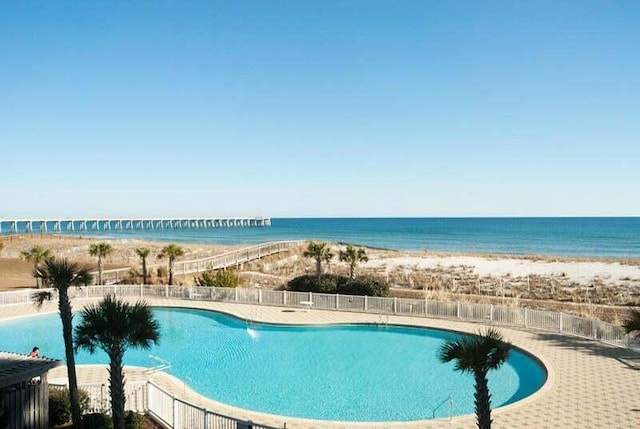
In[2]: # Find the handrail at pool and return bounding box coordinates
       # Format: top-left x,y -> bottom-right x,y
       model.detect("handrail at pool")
50,380 -> 281,429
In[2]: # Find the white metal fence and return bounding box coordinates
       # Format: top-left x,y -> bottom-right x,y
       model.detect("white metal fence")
98,240 -> 303,284
50,381 -> 280,429
147,382 -> 277,429
0,285 -> 633,348
2,286 -> 635,428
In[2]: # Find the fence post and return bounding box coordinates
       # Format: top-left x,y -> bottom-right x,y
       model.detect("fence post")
592,319 -> 598,339
336,294 -> 340,310
283,290 -> 287,306
457,302 -> 461,319
235,288 -> 238,302
140,284 -> 143,298
172,395 -> 177,429
364,295 -> 368,312
490,305 -> 494,323
259,289 -> 262,304
165,284 -> 169,298
559,313 -> 564,332
309,291 -> 313,304
524,308 -> 529,328
393,297 -> 397,314
204,408 -> 208,429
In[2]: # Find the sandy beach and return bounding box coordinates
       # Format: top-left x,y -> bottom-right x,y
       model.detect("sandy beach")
1,235 -> 639,322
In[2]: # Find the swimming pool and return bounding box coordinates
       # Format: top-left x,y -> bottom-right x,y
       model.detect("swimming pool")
0,307 -> 546,422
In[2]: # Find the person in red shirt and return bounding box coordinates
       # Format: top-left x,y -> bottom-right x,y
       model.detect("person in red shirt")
28,347 -> 39,358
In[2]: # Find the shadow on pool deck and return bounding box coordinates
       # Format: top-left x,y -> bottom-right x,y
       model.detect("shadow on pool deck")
533,331 -> 640,370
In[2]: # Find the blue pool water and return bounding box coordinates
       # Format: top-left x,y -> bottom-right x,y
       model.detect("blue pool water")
0,308 -> 546,421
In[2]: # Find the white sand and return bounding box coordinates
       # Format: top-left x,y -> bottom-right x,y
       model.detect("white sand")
364,256 -> 640,286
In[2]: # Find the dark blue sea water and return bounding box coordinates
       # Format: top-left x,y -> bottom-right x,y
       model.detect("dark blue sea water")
3,217 -> 640,258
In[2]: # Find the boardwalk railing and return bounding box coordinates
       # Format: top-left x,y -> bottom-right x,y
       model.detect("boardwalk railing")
99,240 -> 303,284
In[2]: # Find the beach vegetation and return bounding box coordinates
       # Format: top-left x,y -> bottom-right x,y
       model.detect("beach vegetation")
438,328 -> 512,429
20,245 -> 53,288
339,275 -> 388,296
32,258 -> 93,429
75,295 -> 160,429
339,245 -> 368,280
125,267 -> 141,284
134,247 -> 151,285
156,266 -> 168,279
89,242 -> 113,285
0,242 -> 4,256
287,274 -> 388,297
303,241 -> 333,277
622,309 -> 640,334
157,244 -> 184,285
194,268 -> 243,288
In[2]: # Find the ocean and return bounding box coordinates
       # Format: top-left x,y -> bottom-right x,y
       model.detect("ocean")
3,217 -> 640,259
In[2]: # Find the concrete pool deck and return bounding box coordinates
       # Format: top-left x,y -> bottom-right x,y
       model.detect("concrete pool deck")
3,298 -> 640,428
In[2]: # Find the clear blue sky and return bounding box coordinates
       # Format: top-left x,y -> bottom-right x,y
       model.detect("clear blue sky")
1,1 -> 638,218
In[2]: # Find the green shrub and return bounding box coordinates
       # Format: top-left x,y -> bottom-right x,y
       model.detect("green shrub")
49,387 -> 90,426
124,411 -> 145,429
49,389 -> 71,426
287,274 -> 340,293
286,274 -> 388,297
156,266 -> 168,278
194,269 -> 243,288
339,275 -> 389,297
81,411 -> 142,429
82,413 -> 113,429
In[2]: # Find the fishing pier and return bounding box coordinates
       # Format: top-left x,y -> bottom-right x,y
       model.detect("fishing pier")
0,217 -> 271,234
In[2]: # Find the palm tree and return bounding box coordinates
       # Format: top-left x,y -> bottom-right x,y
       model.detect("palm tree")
135,248 -> 151,285
157,244 -> 184,285
32,258 -> 92,429
89,242 -> 113,285
303,241 -> 333,277
438,328 -> 512,429
623,309 -> 640,334
75,295 -> 160,429
339,245 -> 368,280
20,245 -> 53,288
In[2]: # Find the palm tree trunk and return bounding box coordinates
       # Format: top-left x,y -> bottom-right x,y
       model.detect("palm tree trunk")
315,258 -> 322,277
474,372 -> 492,429
109,347 -> 126,429
142,258 -> 147,285
169,257 -> 174,285
349,262 -> 356,280
59,289 -> 83,429
98,256 -> 103,285
34,263 -> 40,288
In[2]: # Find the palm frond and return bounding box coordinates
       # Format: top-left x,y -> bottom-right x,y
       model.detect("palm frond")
438,328 -> 512,375
75,295 -> 160,355
31,291 -> 52,308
